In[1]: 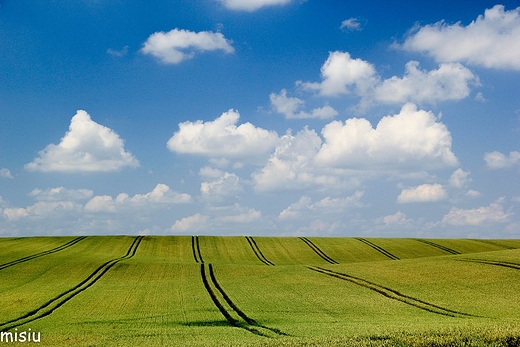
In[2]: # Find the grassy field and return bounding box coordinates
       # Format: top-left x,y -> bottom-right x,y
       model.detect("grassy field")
1,236 -> 520,346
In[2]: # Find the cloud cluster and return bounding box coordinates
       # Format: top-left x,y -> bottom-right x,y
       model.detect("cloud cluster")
442,198 -> 511,226
84,184 -> 191,212
141,28 -> 234,64
167,109 -> 279,163
270,89 -> 338,119
25,110 -> 139,173
340,18 -> 363,31
0,168 -> 13,179
254,103 -> 457,192
170,213 -> 208,232
397,183 -> 447,203
28,187 -> 93,201
484,150 -> 520,169
217,0 -> 292,12
449,168 -> 471,188
298,52 -> 478,109
279,191 -> 364,219
403,5 -> 520,70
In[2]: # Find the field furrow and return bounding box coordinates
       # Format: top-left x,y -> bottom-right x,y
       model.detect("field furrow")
458,258 -> 520,271
299,237 -> 338,264
414,239 -> 460,255
246,237 -> 275,266
355,238 -> 400,260
0,236 -> 143,331
307,266 -> 473,317
0,237 -> 87,271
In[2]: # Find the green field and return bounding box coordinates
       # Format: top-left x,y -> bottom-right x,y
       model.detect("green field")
1,236 -> 520,346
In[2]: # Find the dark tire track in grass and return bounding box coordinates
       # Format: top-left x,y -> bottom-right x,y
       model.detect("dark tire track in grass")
0,236 -> 144,332
245,237 -> 274,266
457,258 -> 520,271
307,266 -> 475,318
300,237 -> 339,264
192,236 -> 200,263
355,238 -> 400,260
0,236 -> 87,271
472,239 -> 517,250
414,239 -> 460,255
200,263 -> 286,337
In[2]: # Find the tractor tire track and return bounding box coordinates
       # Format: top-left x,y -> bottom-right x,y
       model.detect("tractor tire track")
414,239 -> 460,255
300,237 -> 338,264
457,258 -> 520,271
0,236 -> 87,271
355,238 -> 400,260
472,239 -> 517,250
192,236 -> 200,263
0,236 -> 144,332
245,237 -> 274,266
307,266 -> 474,318
200,263 -> 286,337
191,236 -> 204,263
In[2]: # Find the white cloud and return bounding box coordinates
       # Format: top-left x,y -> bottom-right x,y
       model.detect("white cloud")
25,110 -> 139,173
371,61 -> 478,106
340,18 -> 362,31
298,52 -> 477,109
3,201 -> 82,221
299,51 -> 377,97
270,89 -> 338,119
106,46 -> 128,57
316,103 -> 458,169
171,213 -> 208,232
442,198 -> 511,225
0,168 -> 13,179
141,28 -> 234,64
84,184 -> 191,213
200,167 -> 242,197
28,187 -> 93,201
466,190 -> 482,198
397,183 -> 447,203
402,5 -> 520,70
383,211 -> 412,226
216,208 -> 261,223
449,168 -> 471,188
167,109 -> 279,164
484,150 -> 520,169
279,191 -> 364,219
217,0 -> 292,12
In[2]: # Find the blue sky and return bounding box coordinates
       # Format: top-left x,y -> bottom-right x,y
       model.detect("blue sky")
1,0 -> 519,238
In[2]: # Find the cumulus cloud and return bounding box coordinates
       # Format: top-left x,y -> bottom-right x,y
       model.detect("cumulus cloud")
299,52 -> 478,109
270,89 -> 338,119
25,110 -> 139,173
171,213 -> 208,232
383,211 -> 412,226
200,167 -> 242,197
442,198 -> 512,225
278,191 -> 364,219
316,103 -> 457,169
484,150 -> 520,169
449,168 -> 471,188
0,168 -> 13,179
340,18 -> 363,31
167,109 -> 279,164
216,208 -> 261,223
141,28 -> 234,64
3,201 -> 82,221
397,183 -> 447,203
28,187 -> 93,201
299,51 -> 377,97
402,5 -> 520,70
217,0 -> 292,12
84,184 -> 191,213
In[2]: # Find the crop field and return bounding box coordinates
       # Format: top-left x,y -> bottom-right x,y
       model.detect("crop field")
1,236 -> 520,346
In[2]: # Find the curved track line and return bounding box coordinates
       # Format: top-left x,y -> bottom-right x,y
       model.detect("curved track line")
457,258 -> 520,271
192,236 -> 200,263
0,236 -> 144,331
307,266 -> 474,318
200,263 -> 286,337
355,238 -> 399,260
300,237 -> 338,264
414,239 -> 460,255
245,237 -> 274,266
472,239 -> 517,250
0,236 -> 87,271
